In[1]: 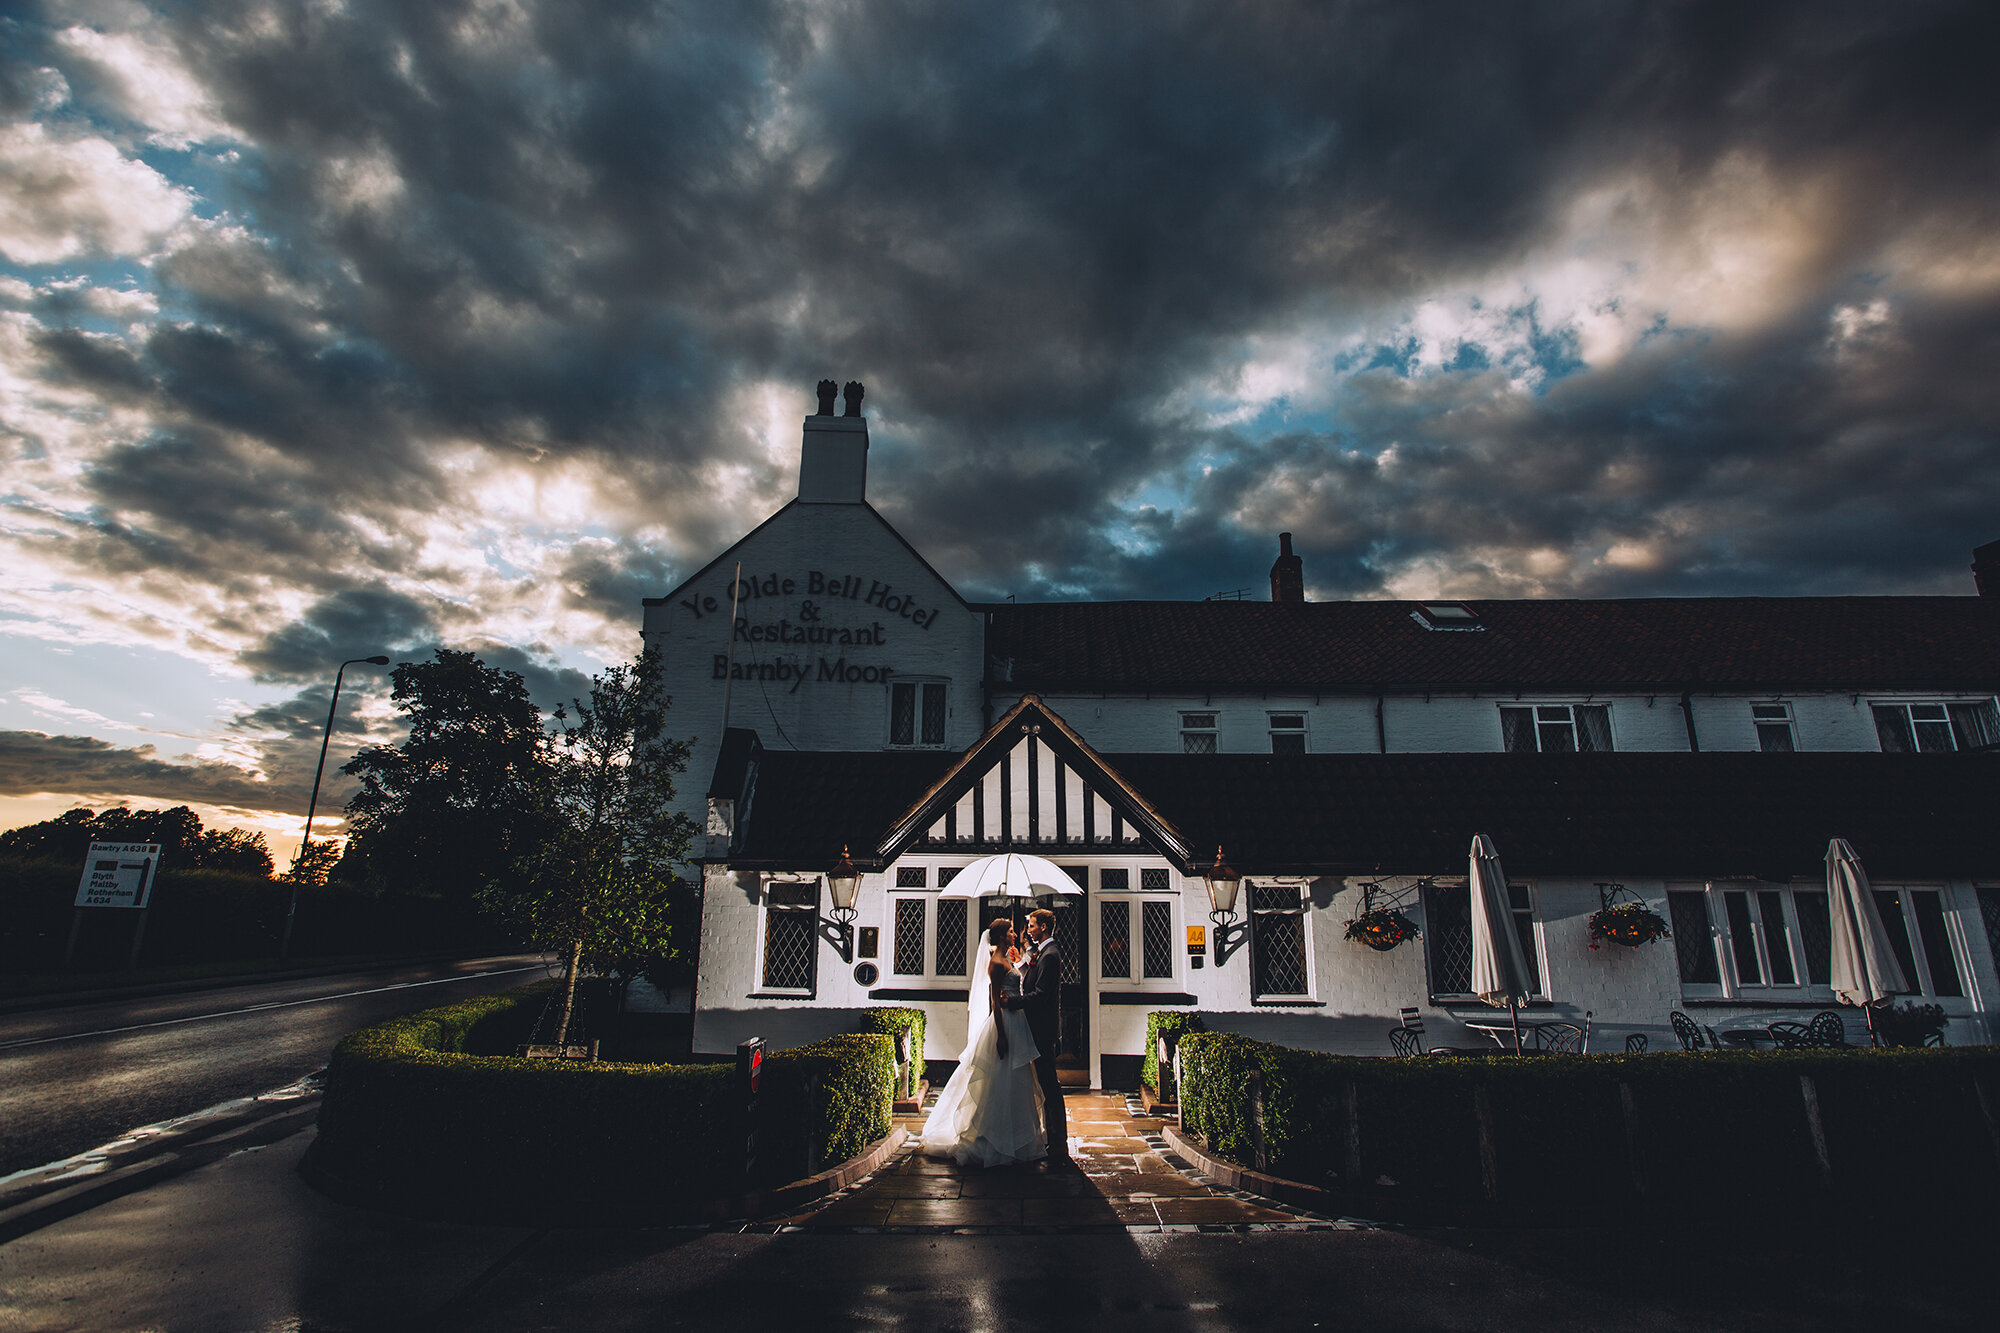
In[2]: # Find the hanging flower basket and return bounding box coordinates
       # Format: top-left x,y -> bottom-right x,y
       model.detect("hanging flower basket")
1345,907 -> 1420,952
1587,902 -> 1672,950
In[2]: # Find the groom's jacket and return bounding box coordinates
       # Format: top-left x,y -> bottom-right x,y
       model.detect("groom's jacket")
1012,940 -> 1062,1052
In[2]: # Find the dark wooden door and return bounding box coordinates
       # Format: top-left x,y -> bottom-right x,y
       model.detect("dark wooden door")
976,893 -> 1088,1079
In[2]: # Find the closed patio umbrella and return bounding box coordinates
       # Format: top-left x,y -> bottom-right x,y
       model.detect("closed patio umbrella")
1470,833 -> 1534,1054
935,852 -> 1085,898
1825,837 -> 1909,1046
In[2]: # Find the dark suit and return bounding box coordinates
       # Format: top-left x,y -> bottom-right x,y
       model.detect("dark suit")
1009,935 -> 1068,1160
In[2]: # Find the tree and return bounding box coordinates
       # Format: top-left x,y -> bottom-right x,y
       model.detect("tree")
283,838 -> 344,889
339,649 -> 549,902
0,806 -> 273,876
478,649 -> 697,1048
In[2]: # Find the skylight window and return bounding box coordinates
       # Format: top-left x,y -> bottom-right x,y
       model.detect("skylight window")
1412,602 -> 1482,631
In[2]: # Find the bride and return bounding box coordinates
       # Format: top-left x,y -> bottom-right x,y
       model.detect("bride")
920,918 -> 1047,1167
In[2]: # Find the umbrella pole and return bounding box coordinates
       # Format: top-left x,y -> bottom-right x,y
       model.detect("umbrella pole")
1865,1002 -> 1879,1049
1509,997 -> 1522,1055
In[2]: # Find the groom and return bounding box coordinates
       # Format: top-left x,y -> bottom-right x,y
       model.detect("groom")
1005,907 -> 1071,1167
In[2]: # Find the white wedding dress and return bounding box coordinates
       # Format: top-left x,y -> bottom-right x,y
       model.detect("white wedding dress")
920,951 -> 1047,1167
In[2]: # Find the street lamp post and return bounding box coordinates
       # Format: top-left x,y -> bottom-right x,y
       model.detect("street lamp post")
282,654 -> 390,961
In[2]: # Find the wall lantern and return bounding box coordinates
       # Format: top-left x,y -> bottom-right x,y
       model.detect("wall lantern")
822,845 -> 861,963
828,845 -> 861,913
1202,845 -> 1241,925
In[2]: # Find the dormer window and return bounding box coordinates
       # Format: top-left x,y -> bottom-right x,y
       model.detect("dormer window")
1413,601 -> 1482,631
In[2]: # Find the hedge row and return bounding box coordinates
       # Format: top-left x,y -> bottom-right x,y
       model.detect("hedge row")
0,856 -> 503,974
1175,1029 -> 2000,1225
305,985 -> 899,1222
1142,1010 -> 1205,1093
859,1006 -> 926,1096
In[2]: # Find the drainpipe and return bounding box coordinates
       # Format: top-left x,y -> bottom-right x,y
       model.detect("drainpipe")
1375,695 -> 1387,753
1679,691 -> 1700,752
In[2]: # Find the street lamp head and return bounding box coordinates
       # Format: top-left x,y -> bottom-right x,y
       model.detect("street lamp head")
363,655 -> 390,665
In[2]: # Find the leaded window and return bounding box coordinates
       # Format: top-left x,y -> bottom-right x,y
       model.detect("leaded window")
1180,711 -> 1217,754
761,880 -> 819,991
1422,881 -> 1543,999
1752,702 -> 1796,752
893,898 -> 926,975
1141,868 -> 1171,891
1268,712 -> 1307,754
897,866 -> 928,888
1100,868 -> 1129,892
1250,882 -> 1309,998
889,681 -> 948,746
934,898 -> 968,976
1873,700 -> 2000,753
1101,899 -> 1131,978
1142,900 -> 1175,979
1500,703 -> 1613,752
1668,890 -> 1720,985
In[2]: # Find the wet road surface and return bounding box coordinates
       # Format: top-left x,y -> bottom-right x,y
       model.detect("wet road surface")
0,954 -> 548,1176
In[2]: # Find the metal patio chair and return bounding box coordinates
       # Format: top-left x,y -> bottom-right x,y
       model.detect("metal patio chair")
1808,1011 -> 1852,1049
1767,1021 -> 1815,1050
1624,1032 -> 1648,1054
1529,1022 -> 1585,1054
1669,1010 -> 1708,1052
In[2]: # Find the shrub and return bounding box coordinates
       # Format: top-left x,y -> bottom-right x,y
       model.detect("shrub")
858,1006 -> 926,1095
306,984 -> 895,1221
1142,1010 -> 1205,1093
1175,1032 -> 2000,1224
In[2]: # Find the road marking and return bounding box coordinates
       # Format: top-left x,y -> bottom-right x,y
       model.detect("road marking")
0,965 -> 545,1052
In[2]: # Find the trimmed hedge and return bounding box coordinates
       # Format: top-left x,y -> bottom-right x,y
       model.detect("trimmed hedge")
1177,1031 -> 2000,1225
1142,1010 -> 1205,1093
305,984 -> 894,1222
859,1006 -> 926,1095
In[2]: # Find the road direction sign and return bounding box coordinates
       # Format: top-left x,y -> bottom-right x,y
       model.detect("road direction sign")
73,843 -> 163,909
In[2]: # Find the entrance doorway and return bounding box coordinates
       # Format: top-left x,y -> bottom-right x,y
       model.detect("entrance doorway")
978,892 -> 1089,1085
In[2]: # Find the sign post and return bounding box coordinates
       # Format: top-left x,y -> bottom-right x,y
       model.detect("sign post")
737,1037 -> 765,1180
68,843 -> 163,968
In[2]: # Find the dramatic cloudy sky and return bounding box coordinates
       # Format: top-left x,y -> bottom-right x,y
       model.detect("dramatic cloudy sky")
3,0 -> 1998,856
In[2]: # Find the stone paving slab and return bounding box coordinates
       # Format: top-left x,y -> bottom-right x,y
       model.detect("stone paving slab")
758,1090 -> 1370,1234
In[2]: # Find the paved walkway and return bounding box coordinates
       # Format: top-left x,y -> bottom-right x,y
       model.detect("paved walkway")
761,1090 -> 1363,1233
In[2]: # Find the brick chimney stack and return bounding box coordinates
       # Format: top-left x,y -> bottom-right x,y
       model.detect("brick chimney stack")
798,380 -> 868,503
1974,539 -> 2000,597
1270,532 -> 1304,604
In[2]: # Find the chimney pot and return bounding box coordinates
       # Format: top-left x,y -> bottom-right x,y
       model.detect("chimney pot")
1270,532 -> 1305,604
1974,539 -> 2000,597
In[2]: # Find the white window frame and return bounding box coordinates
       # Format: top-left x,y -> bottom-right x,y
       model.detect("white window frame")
1751,701 -> 1796,752
1676,880 -> 1974,1004
1267,710 -> 1308,755
1872,884 -> 1971,1001
756,876 -> 822,996
1499,703 -> 1614,753
1871,698 -> 2000,754
883,883 -> 974,985
1247,878 -> 1316,1001
887,678 -> 950,748
1095,869 -> 1181,991
1180,711 -> 1218,754
1421,878 -> 1548,1002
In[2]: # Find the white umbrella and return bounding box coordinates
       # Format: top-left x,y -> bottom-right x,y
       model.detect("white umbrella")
935,852 -> 1085,898
1469,833 -> 1535,1054
1825,837 -> 1909,1045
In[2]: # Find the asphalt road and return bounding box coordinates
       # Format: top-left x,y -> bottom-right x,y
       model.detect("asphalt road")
0,954 -> 550,1177
3,1127 -> 1989,1333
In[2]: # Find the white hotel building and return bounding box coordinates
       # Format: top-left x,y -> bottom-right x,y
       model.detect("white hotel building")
642,392 -> 2000,1086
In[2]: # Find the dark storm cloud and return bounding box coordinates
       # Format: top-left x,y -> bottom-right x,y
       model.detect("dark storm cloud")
0,730 -> 300,808
5,0 -> 1997,791
235,586 -> 438,681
